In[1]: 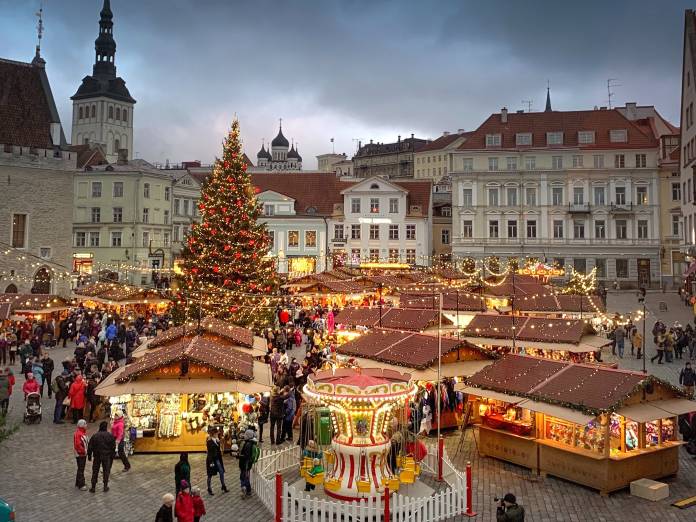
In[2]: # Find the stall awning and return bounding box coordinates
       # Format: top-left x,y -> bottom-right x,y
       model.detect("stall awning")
457,386 -> 525,404
616,403 -> 670,423
462,336 -> 599,354
432,360 -> 495,378
650,399 -> 696,416
517,399 -> 595,425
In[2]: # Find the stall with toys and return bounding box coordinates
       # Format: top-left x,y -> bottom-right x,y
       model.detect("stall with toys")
460,355 -> 696,494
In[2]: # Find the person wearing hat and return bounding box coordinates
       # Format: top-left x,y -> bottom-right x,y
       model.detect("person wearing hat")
496,493 -> 525,521
238,429 -> 258,498
175,480 -> 195,522
73,419 -> 89,490
111,409 -> 131,471
155,493 -> 175,522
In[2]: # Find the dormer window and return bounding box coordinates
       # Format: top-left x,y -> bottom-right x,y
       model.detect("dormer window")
370,183 -> 379,189
578,131 -> 595,144
516,133 -> 532,146
546,132 -> 563,145
610,129 -> 628,143
486,134 -> 501,147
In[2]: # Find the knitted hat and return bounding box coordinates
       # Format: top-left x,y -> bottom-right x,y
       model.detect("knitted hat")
77,419 -> 87,428
244,429 -> 255,441
180,479 -> 189,490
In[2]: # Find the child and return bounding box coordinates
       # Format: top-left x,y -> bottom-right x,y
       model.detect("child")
303,440 -> 322,492
155,493 -> 175,522
191,486 -> 206,522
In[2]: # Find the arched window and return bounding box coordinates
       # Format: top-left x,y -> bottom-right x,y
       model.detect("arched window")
79,106 -> 84,120
108,106 -> 114,119
370,183 -> 379,189
32,267 -> 51,294
114,139 -> 120,152
4,284 -> 17,293
91,105 -> 96,118
115,107 -> 121,120
122,108 -> 127,122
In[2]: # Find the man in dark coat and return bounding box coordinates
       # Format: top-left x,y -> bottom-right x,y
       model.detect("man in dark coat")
53,370 -> 70,424
87,420 -> 116,492
497,493 -> 525,521
269,387 -> 286,445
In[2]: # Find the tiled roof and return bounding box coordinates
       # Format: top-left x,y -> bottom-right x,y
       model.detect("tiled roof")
462,314 -> 586,344
149,316 -> 254,349
417,132 -> 472,152
252,173 -> 347,216
399,291 -> 486,312
516,294 -> 605,313
74,282 -> 166,302
482,274 -> 549,297
335,307 -> 450,331
467,354 -> 655,413
0,293 -> 69,312
458,108 -> 657,151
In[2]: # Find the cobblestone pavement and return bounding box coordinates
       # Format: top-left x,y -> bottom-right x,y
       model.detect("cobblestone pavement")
1,291 -> 696,521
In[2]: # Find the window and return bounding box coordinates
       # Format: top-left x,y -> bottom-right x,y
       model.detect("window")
635,154 -> 647,168
163,232 -> 170,247
350,248 -> 361,263
389,198 -> 399,213
616,219 -> 627,239
369,224 -> 379,240
610,129 -> 628,143
91,181 -> 102,198
547,132 -> 563,145
574,221 -> 585,238
594,187 -> 605,206
525,187 -> 536,206
673,182 -> 682,201
553,220 -> 564,238
79,106 -> 83,120
266,230 -> 275,250
595,258 -> 606,278
525,156 -> 536,170
183,199 -> 190,215
636,186 -> 648,205
506,157 -> 517,170
595,220 -> 606,239
552,187 -> 563,205
369,249 -> 379,262
351,224 -> 361,240
385,248 -> 397,262
111,231 -> 122,247
142,208 -> 149,223
143,183 -> 150,198
441,206 -> 451,217
164,210 -> 170,225
141,231 -> 149,247
122,108 -> 127,122
506,187 -> 517,206
369,198 -> 379,214
516,133 -> 532,146
526,220 -> 537,238
108,106 -> 113,119
593,155 -> 604,168
485,134 -> 501,147
113,181 -> 123,197
637,220 -> 649,239
578,131 -> 595,144
305,230 -> 317,248
615,187 -> 626,205
288,230 -> 299,248
405,249 -> 416,264
462,220 -> 473,238
488,157 -> 499,171
11,214 -> 26,248
351,198 -> 361,213
334,224 -> 344,240
572,155 -> 583,168
91,207 -> 101,223
406,224 -> 416,240
574,258 -> 587,273
616,259 -> 629,278
507,220 -> 518,238
74,232 -> 86,247
552,156 -> 563,169
554,257 -> 565,268
114,138 -> 120,154
174,199 -> 181,215
164,187 -> 171,201
673,215 -> 681,236
573,187 -> 584,205
389,225 -> 399,240
489,220 -> 499,238
441,229 -> 450,244
113,207 -> 122,223
462,188 -> 473,206
462,158 -> 473,171
89,231 -> 100,247
173,226 -> 180,242
263,204 -> 274,216
614,154 -> 625,168
488,188 -> 499,206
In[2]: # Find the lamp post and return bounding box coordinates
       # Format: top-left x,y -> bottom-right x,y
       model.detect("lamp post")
639,287 -> 647,374
437,292 -> 443,443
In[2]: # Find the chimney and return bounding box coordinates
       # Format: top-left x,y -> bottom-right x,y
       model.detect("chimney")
599,106 -> 607,110
398,135 -> 401,142
370,139 -> 373,144
49,122 -> 61,146
117,148 -> 128,165
625,102 -> 638,120
443,131 -> 450,136
501,107 -> 508,123
358,140 -> 362,149
411,133 -> 414,139
457,128 -> 465,133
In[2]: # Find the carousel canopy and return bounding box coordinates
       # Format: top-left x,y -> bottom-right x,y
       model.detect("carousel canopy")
335,307 -> 452,331
0,293 -> 70,314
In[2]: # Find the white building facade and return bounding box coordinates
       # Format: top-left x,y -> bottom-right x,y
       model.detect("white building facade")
680,10 -> 696,263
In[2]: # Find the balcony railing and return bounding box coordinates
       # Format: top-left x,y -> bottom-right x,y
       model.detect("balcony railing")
568,203 -> 591,213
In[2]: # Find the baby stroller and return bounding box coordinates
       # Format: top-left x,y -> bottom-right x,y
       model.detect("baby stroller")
24,392 -> 42,424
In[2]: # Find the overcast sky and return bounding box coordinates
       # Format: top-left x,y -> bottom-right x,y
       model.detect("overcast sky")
0,0 -> 690,168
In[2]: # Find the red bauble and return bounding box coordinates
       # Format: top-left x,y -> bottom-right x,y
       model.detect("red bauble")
254,186 -> 261,194
229,306 -> 238,313
224,245 -> 231,251
225,218 -> 230,224
191,268 -> 199,274
213,266 -> 220,273
242,164 -> 248,172
223,279 -> 231,286
242,403 -> 252,414
231,152 -> 238,159
236,278 -> 241,284
198,203 -> 205,211
234,252 -> 242,259
249,240 -> 255,246
221,207 -> 227,213
250,283 -> 256,289
223,161 -> 230,168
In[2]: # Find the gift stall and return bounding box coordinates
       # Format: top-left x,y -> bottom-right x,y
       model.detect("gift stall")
460,355 -> 696,494
96,326 -> 272,452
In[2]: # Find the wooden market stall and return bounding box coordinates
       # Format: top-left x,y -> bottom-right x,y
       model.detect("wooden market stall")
334,307 -> 454,336
73,281 -> 170,315
515,294 -> 606,319
0,293 -> 71,321
96,325 -> 272,453
460,355 -> 696,494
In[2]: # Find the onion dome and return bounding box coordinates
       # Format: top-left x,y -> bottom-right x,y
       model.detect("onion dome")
271,124 -> 289,148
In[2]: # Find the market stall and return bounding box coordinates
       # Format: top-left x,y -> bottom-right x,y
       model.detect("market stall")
460,354 -> 696,494
0,293 -> 71,321
334,307 -> 454,336
515,294 -> 605,319
96,327 -> 272,453
73,281 -> 170,315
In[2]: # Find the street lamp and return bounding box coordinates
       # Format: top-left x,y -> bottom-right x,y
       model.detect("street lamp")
639,287 -> 646,374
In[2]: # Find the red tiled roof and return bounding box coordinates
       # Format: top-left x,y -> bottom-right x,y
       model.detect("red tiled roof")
252,173 -> 347,216
417,132 -> 472,152
463,314 -> 586,344
458,109 -> 657,151
335,307 -> 450,331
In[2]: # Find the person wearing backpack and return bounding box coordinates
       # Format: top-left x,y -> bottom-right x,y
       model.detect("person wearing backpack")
238,429 -> 258,498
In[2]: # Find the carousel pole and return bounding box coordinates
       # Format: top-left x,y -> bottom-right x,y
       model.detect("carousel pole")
436,292 -> 442,443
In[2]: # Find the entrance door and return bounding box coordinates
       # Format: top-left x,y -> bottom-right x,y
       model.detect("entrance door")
637,258 -> 651,288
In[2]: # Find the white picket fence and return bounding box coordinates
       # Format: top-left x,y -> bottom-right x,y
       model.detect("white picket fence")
250,442 -> 472,522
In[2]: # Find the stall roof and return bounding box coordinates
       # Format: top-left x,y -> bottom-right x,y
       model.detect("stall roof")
462,314 -> 587,344
480,274 -> 548,298
458,386 -> 525,404
616,403 -> 669,423
73,282 -> 168,303
149,317 -> 257,351
0,293 -> 70,313
516,294 -> 606,313
399,291 -> 486,312
461,336 -> 607,354
335,307 -> 452,331
517,399 -> 596,425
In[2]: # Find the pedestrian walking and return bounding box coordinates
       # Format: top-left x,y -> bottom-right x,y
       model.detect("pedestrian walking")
41,352 -> 54,399
281,386 -> 296,443
87,420 -> 116,493
175,453 -> 191,495
651,333 -> 665,365
614,325 -> 625,358
238,429 -> 258,498
175,480 -> 195,522
0,367 -> 13,415
111,409 -> 131,471
632,329 -> 643,360
53,370 -> 69,423
258,394 -> 269,443
31,358 -> 45,396
191,486 -> 206,522
205,428 -> 228,495
73,419 -> 89,491
68,374 -> 86,424
680,362 -> 696,399
269,386 -> 285,444
156,493 -> 175,522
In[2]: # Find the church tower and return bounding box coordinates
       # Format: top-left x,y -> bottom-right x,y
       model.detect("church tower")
71,0 -> 136,163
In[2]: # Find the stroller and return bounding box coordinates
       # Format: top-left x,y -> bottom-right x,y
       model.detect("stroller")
23,392 -> 42,424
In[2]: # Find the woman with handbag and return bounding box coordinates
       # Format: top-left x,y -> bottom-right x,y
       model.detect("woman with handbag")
205,428 -> 228,495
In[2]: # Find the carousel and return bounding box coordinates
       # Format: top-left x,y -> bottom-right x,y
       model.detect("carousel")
301,367 -> 427,500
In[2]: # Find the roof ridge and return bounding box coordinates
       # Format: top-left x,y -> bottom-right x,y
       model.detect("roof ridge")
0,57 -> 33,67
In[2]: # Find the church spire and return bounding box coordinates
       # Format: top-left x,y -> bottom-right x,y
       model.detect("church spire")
545,82 -> 552,112
93,0 -> 116,78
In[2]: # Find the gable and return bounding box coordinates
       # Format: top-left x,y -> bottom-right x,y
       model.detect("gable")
257,190 -> 296,203
341,177 -> 408,195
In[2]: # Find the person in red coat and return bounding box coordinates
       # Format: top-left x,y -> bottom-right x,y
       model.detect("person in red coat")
175,480 -> 195,522
22,372 -> 40,398
73,419 -> 89,490
68,375 -> 86,424
191,486 -> 206,522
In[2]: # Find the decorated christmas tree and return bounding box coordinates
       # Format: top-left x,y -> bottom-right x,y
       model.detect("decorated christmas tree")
178,119 -> 278,326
